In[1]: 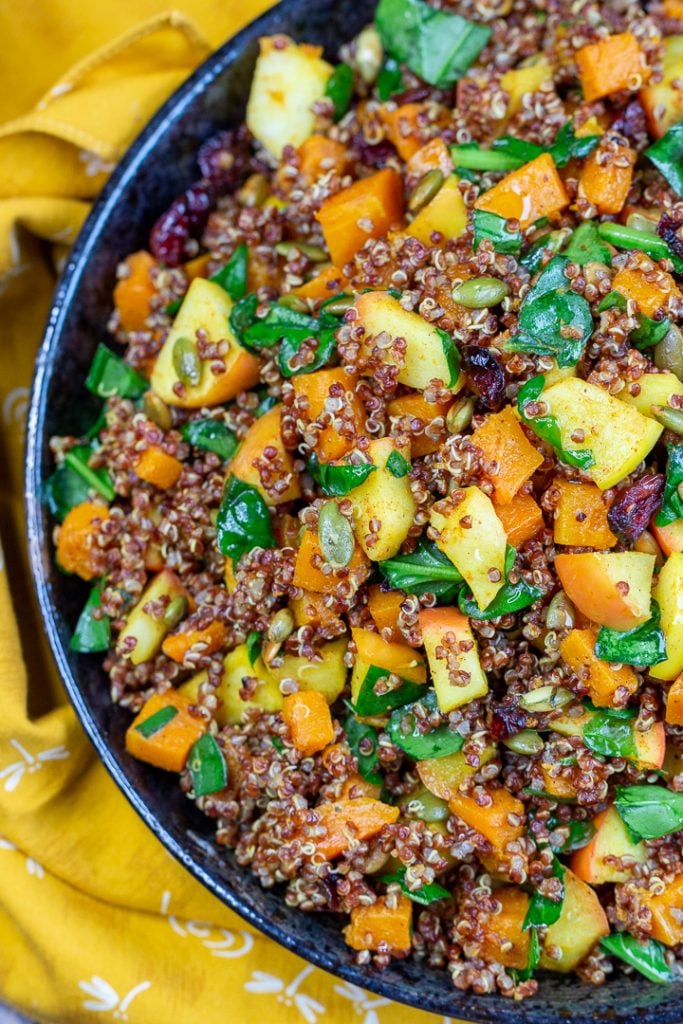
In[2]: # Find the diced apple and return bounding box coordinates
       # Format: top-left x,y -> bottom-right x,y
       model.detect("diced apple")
650,553 -> 683,681
559,629 -> 638,707
417,745 -> 497,799
272,638 -> 348,704
430,487 -> 508,612
246,36 -> 333,158
555,552 -> 655,631
652,518 -> 683,557
541,377 -> 663,490
666,674 -> 683,726
619,372 -> 683,419
118,570 -> 191,665
348,437 -> 416,561
640,35 -> 683,139
151,279 -> 261,408
634,721 -> 666,769
500,58 -> 552,121
547,704 -> 595,738
538,869 -> 610,972
227,404 -> 300,505
353,291 -> 463,392
407,175 -> 467,245
570,805 -> 647,885
419,607 -> 489,712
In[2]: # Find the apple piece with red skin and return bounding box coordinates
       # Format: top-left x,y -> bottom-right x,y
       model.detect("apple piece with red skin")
570,805 -> 647,885
652,518 -> 683,557
555,551 -> 655,631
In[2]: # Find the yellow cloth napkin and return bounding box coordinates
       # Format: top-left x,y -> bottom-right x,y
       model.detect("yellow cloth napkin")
0,5 -> 463,1022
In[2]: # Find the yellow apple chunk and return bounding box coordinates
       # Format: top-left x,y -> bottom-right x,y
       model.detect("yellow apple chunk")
419,607 -> 489,713
407,175 -> 467,245
618,372 -> 683,419
650,553 -> 683,681
118,569 -> 190,665
640,35 -> 683,138
555,551 -> 655,631
538,869 -> 609,972
348,437 -> 416,561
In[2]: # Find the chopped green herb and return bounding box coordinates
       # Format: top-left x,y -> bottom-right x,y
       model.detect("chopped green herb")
211,243 -> 249,300
308,454 -> 377,496
378,539 -> 463,601
377,57 -> 404,101
522,856 -> 566,929
517,374 -> 595,470
600,933 -> 675,984
246,631 -> 262,667
180,418 -> 239,460
472,210 -> 522,254
614,784 -> 683,842
386,689 -> 464,760
386,450 -> 411,478
70,583 -> 111,653
380,868 -> 451,905
594,605 -> 667,667
344,704 -> 383,785
563,221 -> 613,266
85,344 -> 148,399
135,705 -> 178,738
326,63 -> 354,121
654,444 -> 683,527
354,664 -> 425,717
215,475 -> 276,560
63,445 -> 115,503
188,733 -> 228,796
646,119 -> 683,198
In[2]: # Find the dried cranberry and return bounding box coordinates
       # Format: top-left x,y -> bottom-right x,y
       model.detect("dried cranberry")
657,212 -> 683,262
607,473 -> 665,543
610,101 -> 648,148
184,182 -> 214,232
150,195 -> 191,266
490,703 -> 528,740
198,129 -> 249,191
392,84 -> 432,105
461,346 -> 506,411
352,132 -> 397,168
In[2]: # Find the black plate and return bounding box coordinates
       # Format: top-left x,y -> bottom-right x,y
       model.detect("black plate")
24,1 -> 682,1019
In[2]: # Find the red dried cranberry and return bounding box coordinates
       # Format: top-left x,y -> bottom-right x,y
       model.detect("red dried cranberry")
392,84 -> 432,105
462,346 -> 506,411
184,182 -> 214,232
150,196 -> 191,266
610,101 -> 648,148
198,129 -> 249,191
657,212 -> 683,262
353,133 -> 397,168
490,703 -> 528,740
607,473 -> 665,543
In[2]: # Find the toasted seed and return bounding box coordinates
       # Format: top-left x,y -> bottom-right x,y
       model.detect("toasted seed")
143,391 -> 173,431
322,293 -> 355,316
545,591 -> 576,631
163,595 -> 188,629
238,172 -> 269,208
452,276 -> 510,309
408,169 -> 444,213
278,293 -> 309,313
262,639 -> 284,667
446,396 -> 475,434
275,241 -> 328,262
355,25 -> 383,83
399,787 -> 450,822
626,211 -> 659,233
503,729 -> 544,755
653,404 -> 683,436
318,501 -> 355,568
654,324 -> 683,380
518,686 -> 574,713
172,336 -> 201,387
267,608 -> 295,644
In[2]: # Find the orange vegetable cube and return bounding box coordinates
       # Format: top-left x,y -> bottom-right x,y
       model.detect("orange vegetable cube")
290,590 -> 341,631
311,797 -> 400,859
553,480 -> 617,549
56,501 -> 109,581
474,153 -> 569,229
114,250 -> 157,333
387,391 -> 451,456
351,626 -> 427,684
282,690 -> 335,757
575,32 -> 648,103
640,875 -> 683,946
666,673 -> 683,726
612,267 -> 681,319
559,628 -> 638,707
406,138 -> 453,179
184,253 -> 211,281
471,406 -> 543,505
474,888 -> 530,969
579,142 -> 635,215
291,368 -> 364,461
367,584 -> 406,642
290,265 -> 348,301
316,168 -> 404,267
379,102 -> 428,161
652,518 -> 683,557
161,621 -> 228,663
664,0 -> 683,15
344,894 -> 413,953
336,772 -> 382,800
135,446 -> 183,489
293,529 -> 370,595
448,786 -> 525,860
228,405 -> 301,505
494,491 -> 544,548
125,690 -> 206,772
297,135 -> 349,184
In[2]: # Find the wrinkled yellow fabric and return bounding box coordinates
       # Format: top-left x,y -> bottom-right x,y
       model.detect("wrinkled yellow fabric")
0,6 -> 464,1023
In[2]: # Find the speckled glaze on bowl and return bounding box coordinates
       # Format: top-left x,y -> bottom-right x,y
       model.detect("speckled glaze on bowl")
24,2 -> 683,1019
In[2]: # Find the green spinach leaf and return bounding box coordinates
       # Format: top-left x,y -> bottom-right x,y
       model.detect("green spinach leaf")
473,209 -> 522,253
594,604 -> 667,668
654,444 -> 683,527
85,343 -> 147,399
308,454 -> 377,496
378,539 -> 463,601
326,63 -> 354,121
211,243 -> 249,300
215,475 -> 275,560
354,665 -> 425,717
380,868 -> 451,905
600,932 -> 675,983
386,689 -> 464,760
614,784 -> 683,842
69,583 -> 111,653
180,418 -> 239,460
646,119 -> 683,198
517,374 -> 595,470
344,704 -> 383,784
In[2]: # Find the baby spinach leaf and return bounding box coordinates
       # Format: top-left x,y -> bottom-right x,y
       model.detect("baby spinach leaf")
514,926 -> 541,982
85,343 -> 148,399
279,325 -> 338,377
229,293 -> 260,342
597,290 -> 670,349
458,545 -> 544,619
386,689 -> 464,760
344,704 -> 383,785
517,374 -> 595,470
188,733 -> 228,797
520,231 -> 566,274
473,209 -> 522,253
439,329 -> 461,388
355,665 -> 425,717
563,221 -> 612,266
522,856 -> 566,930
548,121 -> 600,168
380,868 -> 451,905
43,463 -> 93,522
180,418 -> 239,460
326,63 -> 354,121
597,221 -> 683,274
378,539 -> 463,600
211,243 -> 249,300
594,604 -> 667,668
511,256 -> 592,366
69,583 -> 111,653
654,444 -> 683,527
216,475 -> 275,560
646,119 -> 683,198
308,454 -> 377,496
548,818 -> 595,853
583,707 -> 637,759
63,444 -> 115,502
386,450 -> 411,478
600,933 -> 675,984
614,784 -> 683,842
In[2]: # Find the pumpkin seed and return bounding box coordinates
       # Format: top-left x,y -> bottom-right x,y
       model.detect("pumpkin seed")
452,276 -> 509,309
446,396 -> 475,434
318,501 -> 355,568
143,391 -> 172,431
653,404 -> 683,436
503,729 -> 544,755
278,293 -> 309,313
626,211 -> 659,233
518,686 -> 574,713
545,591 -> 576,630
275,241 -> 328,262
322,293 -> 355,316
355,25 -> 383,83
408,169 -> 444,213
163,595 -> 188,629
399,787 -> 450,822
267,608 -> 295,644
238,173 -> 269,208
172,336 -> 201,387
654,324 -> 683,381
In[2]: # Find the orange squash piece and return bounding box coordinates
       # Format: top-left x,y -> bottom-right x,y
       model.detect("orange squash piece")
474,153 -> 569,229
575,33 -> 648,103
471,406 -> 543,505
293,529 -> 370,595
612,267 -> 681,319
475,888 -> 530,969
351,626 -> 427,684
316,168 -> 404,267
290,265 -> 349,301
135,446 -> 183,489
282,690 -> 335,757
344,894 -> 413,953
666,673 -> 683,726
311,797 -> 400,859
184,253 -> 212,281
56,501 -> 109,581
640,875 -> 683,946
494,491 -> 544,548
339,772 -> 382,800
297,135 -> 349,184
228,405 -> 301,505
379,102 -> 428,161
125,690 -> 206,772
290,590 -> 341,631
448,786 -> 525,859
291,368 -> 364,461
387,392 -> 451,457
553,480 -> 617,549
367,584 -> 406,642
406,138 -> 453,179
559,628 -> 638,707
664,0 -> 683,15
579,142 -> 636,215
114,250 -> 157,333
161,621 -> 228,663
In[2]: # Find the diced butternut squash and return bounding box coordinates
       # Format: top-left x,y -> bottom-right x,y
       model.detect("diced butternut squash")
56,501 -> 109,581
316,168 -> 404,267
227,404 -> 300,505
184,253 -> 211,281
538,869 -> 609,972
417,746 -> 497,800
379,102 -> 428,161
448,786 -> 525,865
553,480 -> 617,549
161,621 -> 228,663
666,673 -> 683,726
293,528 -> 370,595
640,875 -> 683,946
570,805 -> 647,885
494,491 -> 544,548
125,690 -> 206,772
290,264 -> 349,301
579,141 -> 635,215
151,279 -> 261,408
310,797 -> 400,859
474,153 -> 569,229
471,406 -> 543,505
348,437 -> 416,561
387,391 -> 452,457
430,487 -> 508,612
612,267 -> 681,319
291,367 -> 364,461
406,138 -> 453,179
407,175 -> 467,245
345,893 -> 413,953
640,35 -> 683,139
368,585 -> 405,642
575,32 -> 648,103
353,290 -> 463,392
246,36 -> 333,158
501,59 -> 552,120
290,590 -> 342,632
650,553 -> 683,681
114,250 -> 156,332
555,551 -> 654,631
282,690 -> 335,757
297,135 -> 349,184
540,377 -> 663,490
473,888 -> 530,969
653,518 -> 683,557
559,628 -> 638,707
351,626 -> 427,686
419,607 -> 489,713
135,446 -> 183,490
118,569 -> 191,666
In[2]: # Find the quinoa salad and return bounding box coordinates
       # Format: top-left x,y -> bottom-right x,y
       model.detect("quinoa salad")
46,0 -> 683,1001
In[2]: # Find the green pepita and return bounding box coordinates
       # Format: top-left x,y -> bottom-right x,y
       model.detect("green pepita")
275,241 -> 328,262
446,396 -> 475,434
278,293 -> 309,313
172,336 -> 201,387
398,787 -> 450,822
267,607 -> 295,643
518,685 -> 574,713
408,169 -> 445,213
503,729 -> 544,755
545,591 -> 576,631
654,324 -> 683,381
355,25 -> 383,83
322,294 -> 355,316
653,404 -> 683,436
238,173 -> 269,208
452,276 -> 510,309
143,391 -> 173,431
626,211 -> 659,234
163,595 -> 188,630
318,501 -> 355,568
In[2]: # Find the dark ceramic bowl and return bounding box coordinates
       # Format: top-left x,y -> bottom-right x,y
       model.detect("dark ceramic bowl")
24,2 -> 682,1020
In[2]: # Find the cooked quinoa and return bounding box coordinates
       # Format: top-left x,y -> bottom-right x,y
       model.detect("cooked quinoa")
47,0 -> 683,1000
